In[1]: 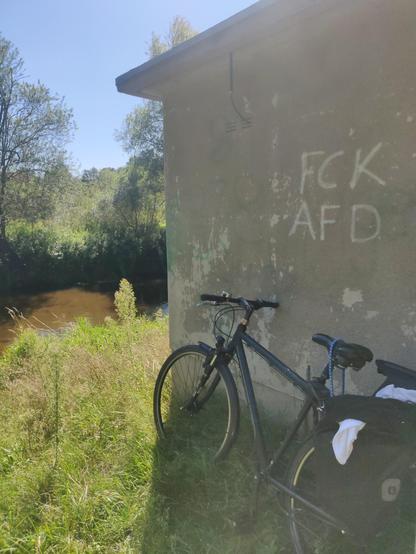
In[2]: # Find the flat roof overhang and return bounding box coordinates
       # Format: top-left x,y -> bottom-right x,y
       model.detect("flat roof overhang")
116,0 -> 391,101
115,0 -> 325,100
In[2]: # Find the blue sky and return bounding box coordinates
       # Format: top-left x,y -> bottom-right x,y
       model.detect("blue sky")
2,0 -> 254,173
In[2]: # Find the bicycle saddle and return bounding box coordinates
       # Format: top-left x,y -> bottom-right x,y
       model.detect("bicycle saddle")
312,333 -> 373,370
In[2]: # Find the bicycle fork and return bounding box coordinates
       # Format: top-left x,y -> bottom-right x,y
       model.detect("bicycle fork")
182,342 -> 222,412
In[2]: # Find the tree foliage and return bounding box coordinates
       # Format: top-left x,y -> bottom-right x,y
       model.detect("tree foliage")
166,16 -> 197,50
116,101 -> 164,173
81,167 -> 99,183
0,34 -> 74,241
116,16 -> 197,163
0,17 -> 196,293
5,158 -> 74,223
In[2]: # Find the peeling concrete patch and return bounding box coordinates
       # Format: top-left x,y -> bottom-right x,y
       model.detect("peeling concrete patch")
271,172 -> 279,193
218,228 -> 230,250
255,309 -> 275,350
243,96 -> 252,114
342,288 -> 363,308
365,310 -> 379,320
270,214 -> 280,227
401,324 -> 416,340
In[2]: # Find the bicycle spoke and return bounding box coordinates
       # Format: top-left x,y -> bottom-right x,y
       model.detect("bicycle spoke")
154,346 -> 239,460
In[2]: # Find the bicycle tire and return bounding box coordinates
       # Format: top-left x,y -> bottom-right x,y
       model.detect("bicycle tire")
286,438 -> 325,554
153,344 -> 240,461
286,437 -> 416,554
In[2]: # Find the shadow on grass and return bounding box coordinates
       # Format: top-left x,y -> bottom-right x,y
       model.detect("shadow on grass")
137,400 -> 416,554
134,352 -> 415,554
138,400 -> 292,554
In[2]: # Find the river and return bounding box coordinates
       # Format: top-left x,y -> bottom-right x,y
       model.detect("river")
0,281 -> 167,353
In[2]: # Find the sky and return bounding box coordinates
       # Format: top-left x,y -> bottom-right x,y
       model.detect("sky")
2,0 -> 255,173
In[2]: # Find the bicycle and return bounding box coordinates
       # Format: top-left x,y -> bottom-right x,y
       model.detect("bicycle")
153,292 -> 416,553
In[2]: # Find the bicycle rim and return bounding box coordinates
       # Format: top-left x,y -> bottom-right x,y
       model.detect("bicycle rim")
287,439 -> 416,554
154,346 -> 239,461
287,441 -> 350,554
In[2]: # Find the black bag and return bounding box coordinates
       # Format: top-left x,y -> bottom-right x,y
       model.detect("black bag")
376,359 -> 416,392
313,395 -> 416,543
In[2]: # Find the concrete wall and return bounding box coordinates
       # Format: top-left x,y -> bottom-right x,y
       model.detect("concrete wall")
162,0 -> 416,416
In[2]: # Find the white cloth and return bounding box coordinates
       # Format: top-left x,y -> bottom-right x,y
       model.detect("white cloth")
332,419 -> 366,465
375,384 -> 416,404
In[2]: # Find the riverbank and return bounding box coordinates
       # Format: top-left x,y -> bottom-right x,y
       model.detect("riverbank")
0,279 -> 167,353
0,282 -> 287,553
0,283 -> 411,552
0,282 -> 168,551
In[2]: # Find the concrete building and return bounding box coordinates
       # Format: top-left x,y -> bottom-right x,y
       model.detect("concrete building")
117,0 -> 416,416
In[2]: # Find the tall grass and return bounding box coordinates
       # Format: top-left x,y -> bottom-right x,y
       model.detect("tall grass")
1,282 -> 410,553
0,283 -> 287,553
0,291 -> 169,551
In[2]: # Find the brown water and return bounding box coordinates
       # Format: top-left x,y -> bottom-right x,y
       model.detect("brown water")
0,283 -> 164,352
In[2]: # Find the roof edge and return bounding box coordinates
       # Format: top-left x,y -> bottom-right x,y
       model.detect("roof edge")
116,0 -> 278,99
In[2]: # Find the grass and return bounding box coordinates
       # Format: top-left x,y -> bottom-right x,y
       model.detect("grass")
0,281 -> 413,553
0,315 -> 168,552
0,283 -> 289,553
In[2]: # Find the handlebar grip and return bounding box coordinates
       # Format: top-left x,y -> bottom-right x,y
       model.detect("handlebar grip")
260,300 -> 280,309
200,294 -> 280,309
200,294 -> 228,303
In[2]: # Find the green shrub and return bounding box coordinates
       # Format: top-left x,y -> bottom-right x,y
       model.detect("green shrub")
114,279 -> 138,323
0,220 -> 167,294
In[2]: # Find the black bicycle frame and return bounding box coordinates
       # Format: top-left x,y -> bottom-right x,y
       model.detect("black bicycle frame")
226,328 -> 350,534
235,332 -> 312,466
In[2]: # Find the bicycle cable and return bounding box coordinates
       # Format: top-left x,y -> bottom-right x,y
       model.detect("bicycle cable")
213,305 -> 244,344
328,338 -> 342,397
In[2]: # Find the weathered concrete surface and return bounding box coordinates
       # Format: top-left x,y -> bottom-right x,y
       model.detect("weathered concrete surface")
122,0 -> 416,416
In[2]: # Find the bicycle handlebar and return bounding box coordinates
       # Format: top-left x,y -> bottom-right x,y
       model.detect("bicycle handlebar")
200,293 -> 279,310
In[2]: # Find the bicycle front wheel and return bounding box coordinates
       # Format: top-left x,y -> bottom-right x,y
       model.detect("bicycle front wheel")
153,345 -> 239,461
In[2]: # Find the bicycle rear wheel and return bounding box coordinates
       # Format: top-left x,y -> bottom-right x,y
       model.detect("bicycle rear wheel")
286,437 -> 416,554
153,345 -> 239,461
286,437 -> 357,554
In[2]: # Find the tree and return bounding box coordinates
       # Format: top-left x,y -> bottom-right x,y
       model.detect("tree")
116,17 -> 196,166
116,101 -> 164,177
166,16 -> 197,50
0,34 -> 74,245
112,162 -> 164,235
81,167 -> 99,183
5,156 -> 73,223
115,17 -> 196,248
